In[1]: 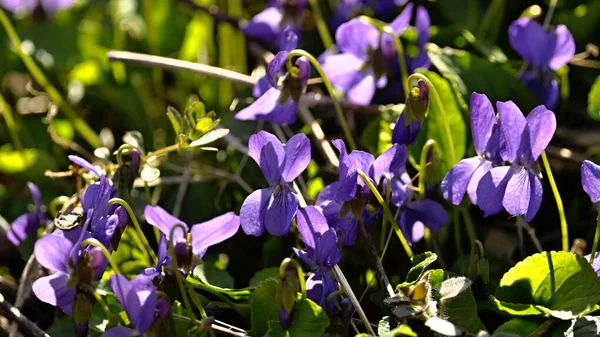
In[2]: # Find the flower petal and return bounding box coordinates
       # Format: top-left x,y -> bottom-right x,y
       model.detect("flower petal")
102,326 -> 139,337
525,105 -> 556,165
316,182 -> 340,205
521,72 -> 559,110
34,234 -> 73,273
144,205 -> 187,243
502,167 -> 543,221
582,160 -> 600,203
296,206 -> 329,250
441,157 -> 482,206
392,113 -> 422,145
389,2 -> 414,35
7,212 -> 39,246
68,155 -> 100,177
407,200 -> 449,232
27,182 -> 43,213
243,7 -> 282,41
135,286 -> 156,333
321,53 -> 364,92
264,188 -> 298,236
508,18 -> 551,70
267,51 -> 289,87
110,274 -> 134,313
470,93 -> 496,156
240,188 -> 271,236
497,100 -> 527,163
236,88 -> 282,122
525,169 -> 543,222
476,166 -> 513,217
548,24 -> 575,71
466,160 -> 492,205
320,200 -> 358,246
32,273 -> 76,307
335,18 -> 380,59
190,212 -> 240,258
248,131 -> 286,185
281,133 -> 311,183
315,228 -> 342,268
371,144 -> 408,184
347,71 -> 377,106
279,27 -> 298,51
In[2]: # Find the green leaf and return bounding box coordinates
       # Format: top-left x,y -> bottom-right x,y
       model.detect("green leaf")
188,128 -> 230,147
427,44 -> 537,113
193,263 -> 234,289
0,148 -> 58,182
287,297 -> 330,337
400,251 -> 438,286
378,316 -> 417,337
108,226 -> 152,278
565,316 -> 600,337
491,251 -> 600,320
411,70 -> 466,178
588,76 -> 600,120
250,267 -> 280,287
429,269 -> 486,334
249,279 -> 280,336
361,118 -> 393,156
492,318 -> 565,337
186,275 -> 253,302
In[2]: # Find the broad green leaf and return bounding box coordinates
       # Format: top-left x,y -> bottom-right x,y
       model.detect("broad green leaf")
0,148 -> 58,182
427,44 -> 537,113
588,76 -> 600,120
429,269 -> 486,334
193,263 -> 234,288
189,128 -> 229,147
108,226 -> 152,278
378,316 -> 417,337
493,318 -> 565,337
491,251 -> 600,320
411,70 -> 466,178
186,274 -> 253,301
400,251 -> 438,286
361,118 -> 393,156
287,297 -> 330,337
249,267 -> 280,287
249,279 -> 279,336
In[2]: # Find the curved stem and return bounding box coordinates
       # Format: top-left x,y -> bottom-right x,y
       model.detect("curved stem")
379,174 -> 392,252
381,26 -> 410,94
418,139 -> 440,197
0,9 -> 101,148
357,170 -> 413,258
81,238 -> 121,275
589,214 -> 600,264
79,283 -> 119,324
49,196 -> 70,218
108,198 -> 158,263
308,0 -> 333,50
286,49 -> 356,150
407,73 -> 457,165
279,258 -> 307,300
541,151 -> 568,252
167,224 -> 196,322
116,144 -> 135,167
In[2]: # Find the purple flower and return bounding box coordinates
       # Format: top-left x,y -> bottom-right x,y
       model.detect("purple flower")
392,113 -> 422,146
236,30 -> 309,125
0,0 -> 75,15
32,226 -> 93,316
581,160 -> 600,211
293,206 -> 342,272
508,18 -> 575,109
243,0 -> 306,43
253,28 -> 299,98
144,205 -> 240,272
398,199 -> 449,244
441,93 -> 505,206
476,102 -> 556,221
586,252 -> 600,276
240,131 -> 310,236
7,182 -> 47,246
306,271 -> 339,311
103,273 -> 167,337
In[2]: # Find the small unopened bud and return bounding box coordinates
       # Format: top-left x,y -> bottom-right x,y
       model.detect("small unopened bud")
73,292 -> 93,325
405,80 -> 430,124
340,298 -> 354,321
276,262 -> 299,329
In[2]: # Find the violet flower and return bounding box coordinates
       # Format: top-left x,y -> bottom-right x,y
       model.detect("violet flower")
0,0 -> 75,15
240,131 -> 310,236
103,273 -> 168,337
7,182 -> 47,246
243,0 -> 306,43
441,93 -> 505,206
293,206 -> 341,310
508,18 -> 575,109
236,30 -> 309,125
476,102 -> 556,221
392,113 -> 422,146
582,160 -> 600,211
144,205 -> 240,272
587,252 -> 600,276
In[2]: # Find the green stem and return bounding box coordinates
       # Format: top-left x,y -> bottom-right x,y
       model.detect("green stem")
116,144 -> 135,167
453,209 -> 463,257
108,198 -> 158,263
49,196 -> 70,218
417,139 -> 440,197
279,258 -> 307,300
382,26 -> 410,95
541,151 -> 568,252
308,0 -> 334,50
407,73 -> 457,164
145,143 -> 181,161
460,206 -> 477,245
379,175 -> 392,253
186,285 -> 216,337
80,283 -> 119,324
357,170 -> 413,258
0,8 -> 102,148
0,92 -> 22,150
188,280 -> 248,323
285,49 -> 356,150
589,214 -> 600,264
81,238 -> 121,274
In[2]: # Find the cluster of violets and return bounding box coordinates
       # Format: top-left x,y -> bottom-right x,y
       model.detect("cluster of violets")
4,0 -> 593,335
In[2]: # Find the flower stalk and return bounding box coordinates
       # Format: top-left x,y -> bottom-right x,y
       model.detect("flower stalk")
590,214 -> 600,264
108,198 -> 158,263
81,238 -> 121,275
541,151 -> 568,251
279,258 -> 307,300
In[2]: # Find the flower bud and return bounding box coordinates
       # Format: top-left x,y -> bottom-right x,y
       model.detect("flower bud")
392,113 -> 422,146
276,263 -> 299,329
113,165 -> 135,199
73,292 -> 93,325
405,80 -> 430,124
